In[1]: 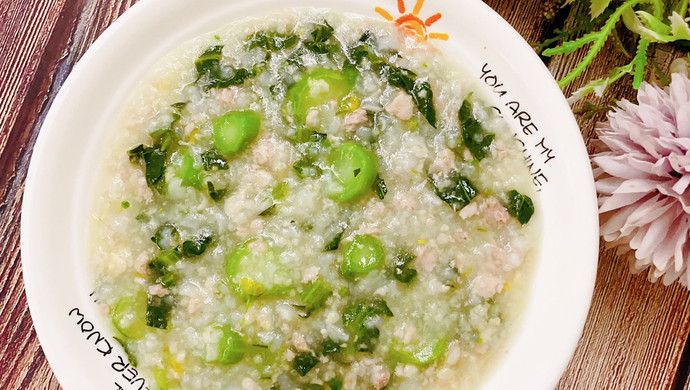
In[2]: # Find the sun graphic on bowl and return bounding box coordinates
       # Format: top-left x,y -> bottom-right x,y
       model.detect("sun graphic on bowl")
375,0 -> 449,41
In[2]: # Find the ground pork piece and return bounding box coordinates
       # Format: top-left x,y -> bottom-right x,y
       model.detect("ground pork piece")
429,148 -> 457,176
292,332 -> 310,352
148,284 -> 169,297
415,247 -> 438,273
385,92 -> 414,120
371,365 -> 391,389
301,266 -> 320,283
483,196 -> 510,224
344,108 -> 368,131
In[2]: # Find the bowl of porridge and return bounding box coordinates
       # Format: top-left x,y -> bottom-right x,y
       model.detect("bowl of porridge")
21,1 -> 598,389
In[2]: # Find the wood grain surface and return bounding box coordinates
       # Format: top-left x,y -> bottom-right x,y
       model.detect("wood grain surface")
1,0 -> 689,389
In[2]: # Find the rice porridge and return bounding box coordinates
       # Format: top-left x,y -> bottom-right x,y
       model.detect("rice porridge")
90,9 -> 539,390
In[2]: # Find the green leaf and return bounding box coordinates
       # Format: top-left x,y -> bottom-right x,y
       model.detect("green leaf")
194,45 -> 261,89
412,81 -> 436,128
293,352 -> 320,376
432,174 -> 478,211
127,145 -> 167,191
207,181 -> 228,202
632,38 -> 650,89
393,250 -> 417,283
245,31 -> 298,51
322,339 -> 342,355
459,99 -> 495,161
324,230 -> 344,251
201,149 -> 229,170
342,299 -> 393,352
146,294 -> 174,329
293,159 -> 323,178
326,378 -> 343,390
506,190 -> 535,225
301,279 -> 333,312
372,175 -> 387,200
591,0 -> 613,18
217,328 -> 247,364
181,234 -> 212,257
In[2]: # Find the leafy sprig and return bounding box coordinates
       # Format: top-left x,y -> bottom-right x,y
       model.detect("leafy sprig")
542,0 -> 690,102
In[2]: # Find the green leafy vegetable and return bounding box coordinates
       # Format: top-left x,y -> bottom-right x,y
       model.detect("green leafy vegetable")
301,279 -> 333,313
459,99 -> 495,161
245,31 -> 299,51
505,190 -> 535,225
293,159 -> 323,178
322,339 -> 341,355
194,45 -> 261,89
342,299 -> 393,352
390,338 -> 447,366
324,230 -> 344,251
201,149 -> 229,170
326,378 -> 343,390
272,181 -> 289,200
177,152 -> 204,189
393,250 -> 417,283
293,352 -> 320,376
303,21 -> 337,55
259,204 -> 277,217
432,174 -> 478,211
127,144 -> 167,191
148,249 -> 182,287
146,294 -> 174,329
372,175 -> 387,200
207,181 -> 228,202
182,234 -> 212,257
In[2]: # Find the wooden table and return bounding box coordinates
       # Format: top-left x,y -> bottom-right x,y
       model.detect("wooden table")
1,0 -> 689,388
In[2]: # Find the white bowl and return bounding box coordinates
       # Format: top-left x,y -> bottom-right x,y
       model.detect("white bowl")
21,0 -> 599,388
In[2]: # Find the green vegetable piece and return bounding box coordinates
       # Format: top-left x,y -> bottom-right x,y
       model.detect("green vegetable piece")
347,31 -> 376,66
150,128 -> 179,152
382,65 -> 416,91
323,230 -> 344,251
194,45 -> 259,89
217,328 -> 247,364
391,339 -> 447,366
112,292 -> 148,339
293,352 -> 320,376
459,99 -> 495,161
121,201 -> 130,209
146,294 -> 174,330
195,45 -> 223,76
213,110 -> 262,156
127,144 -> 167,191
259,204 -> 277,217
327,143 -> 378,203
207,182 -> 228,202
285,68 -> 356,125
272,181 -> 289,200
412,81 -> 436,128
151,224 -> 181,250
293,159 -> 323,179
342,299 -> 393,352
245,31 -> 298,51
301,279 -> 333,312
327,378 -> 343,390
372,174 -> 387,200
393,250 -> 418,283
177,153 -> 204,189
225,239 -> 291,298
433,174 -> 478,211
182,234 -> 212,257
342,234 -> 385,276
303,21 -> 337,55
201,149 -> 229,170
322,339 -> 341,355
506,190 -> 535,225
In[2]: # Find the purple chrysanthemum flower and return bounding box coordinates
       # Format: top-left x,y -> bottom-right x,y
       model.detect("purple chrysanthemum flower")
593,72 -> 690,287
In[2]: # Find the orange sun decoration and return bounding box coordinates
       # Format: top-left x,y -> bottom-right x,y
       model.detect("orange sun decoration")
375,0 -> 449,41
